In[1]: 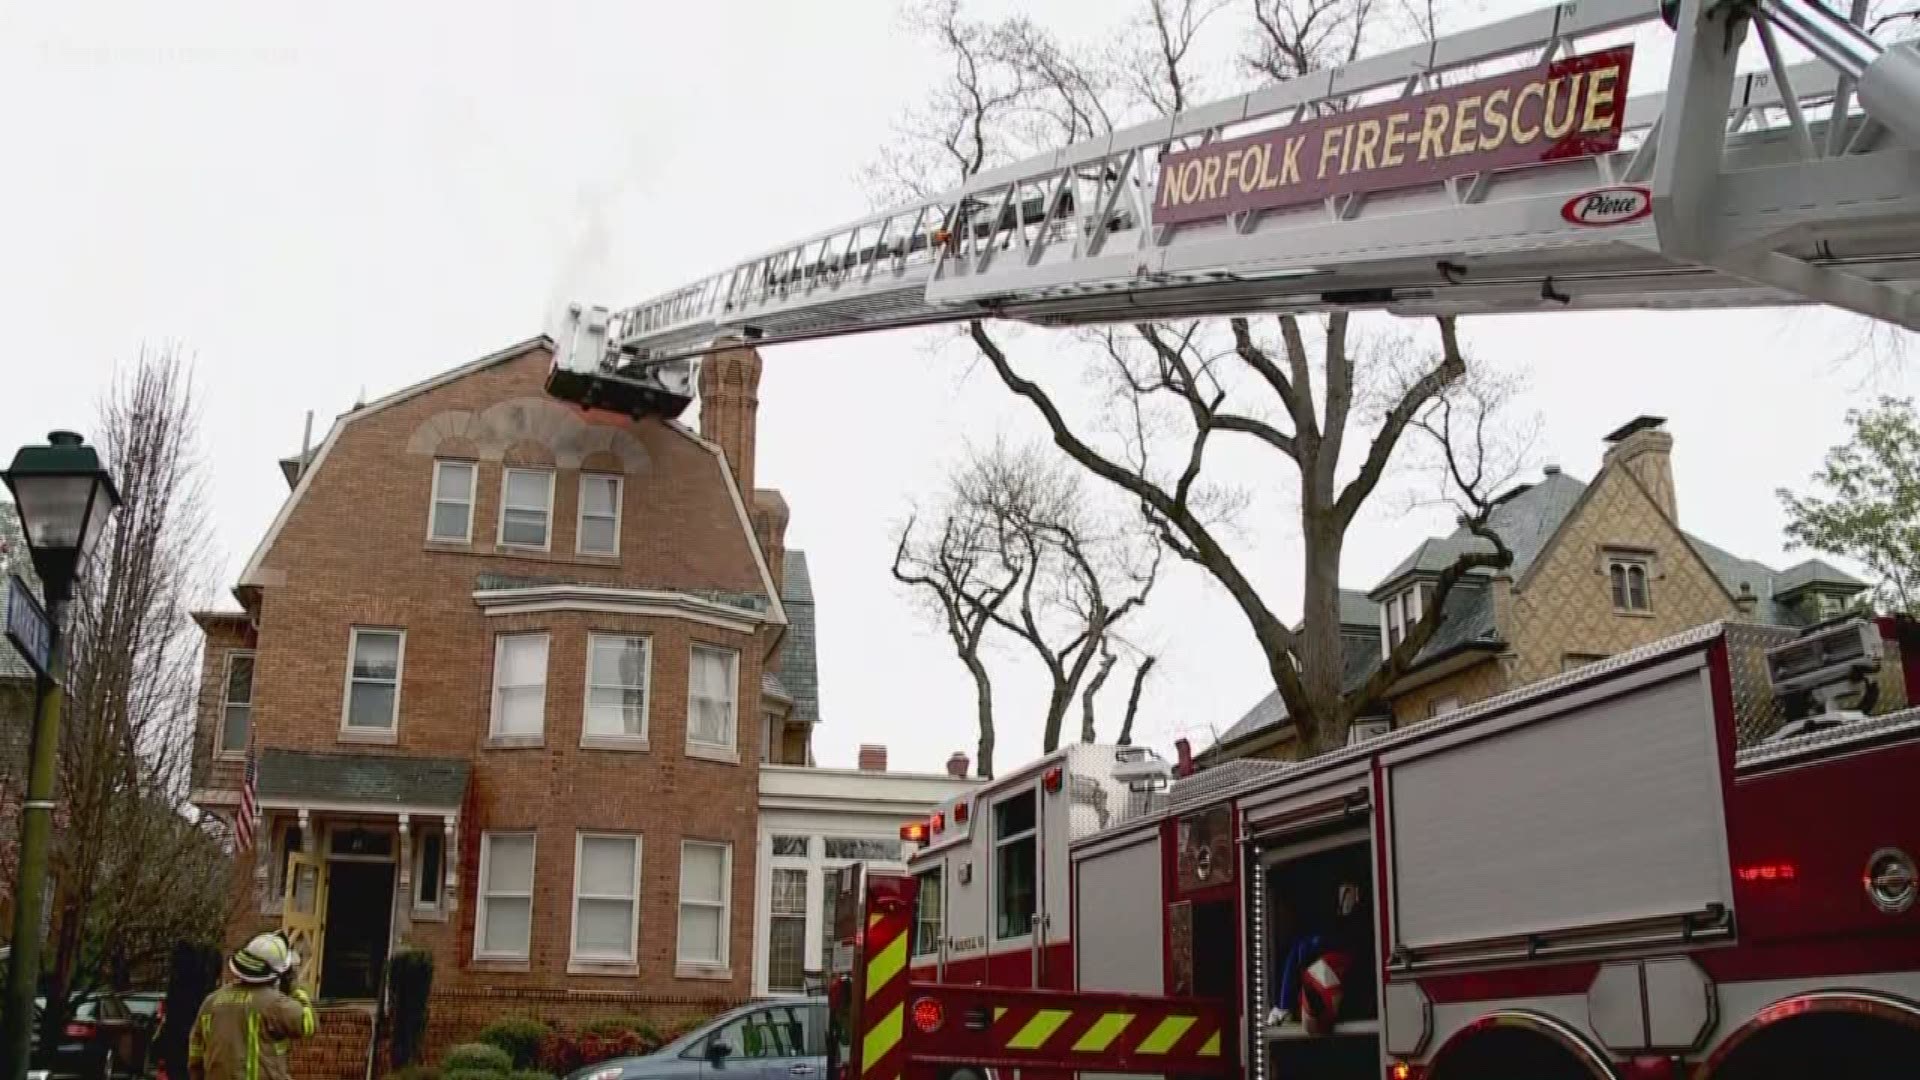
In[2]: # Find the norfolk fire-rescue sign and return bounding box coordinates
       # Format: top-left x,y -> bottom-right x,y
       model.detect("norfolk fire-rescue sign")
1153,45 -> 1634,225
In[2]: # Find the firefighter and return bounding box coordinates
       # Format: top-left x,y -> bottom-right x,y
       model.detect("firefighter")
187,932 -> 319,1080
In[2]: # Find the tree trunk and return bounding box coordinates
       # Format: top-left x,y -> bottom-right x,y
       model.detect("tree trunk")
1041,684 -> 1074,753
967,655 -> 996,779
1295,521 -> 1349,756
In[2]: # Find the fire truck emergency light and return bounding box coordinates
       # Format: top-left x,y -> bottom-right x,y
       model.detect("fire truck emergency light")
900,821 -> 928,843
1043,766 -> 1064,793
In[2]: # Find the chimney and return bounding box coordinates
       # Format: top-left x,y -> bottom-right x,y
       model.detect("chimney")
1174,738 -> 1196,778
859,744 -> 888,772
1601,415 -> 1677,521
699,341 -> 762,498
753,490 -> 789,597
1735,580 -> 1759,616
1542,463 -> 1561,477
945,751 -> 970,779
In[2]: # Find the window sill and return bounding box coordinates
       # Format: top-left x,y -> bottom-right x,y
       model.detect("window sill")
425,545 -> 624,570
573,550 -> 621,562
338,727 -> 399,745
686,743 -> 741,765
487,734 -> 545,750
1610,609 -> 1656,619
470,957 -> 531,973
424,538 -> 474,552
215,751 -> 248,763
568,958 -> 640,977
675,962 -> 732,981
581,734 -> 650,752
410,906 -> 448,924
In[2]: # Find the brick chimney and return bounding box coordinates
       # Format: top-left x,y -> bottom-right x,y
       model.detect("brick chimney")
945,751 -> 970,778
1602,416 -> 1677,521
753,490 -> 789,596
699,342 -> 762,498
859,745 -> 888,772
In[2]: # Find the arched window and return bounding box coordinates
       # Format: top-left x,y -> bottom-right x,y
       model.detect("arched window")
1608,556 -> 1651,612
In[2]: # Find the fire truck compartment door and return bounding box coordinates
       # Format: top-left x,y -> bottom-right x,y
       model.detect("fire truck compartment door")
1386,655 -> 1732,953
1074,834 -> 1164,994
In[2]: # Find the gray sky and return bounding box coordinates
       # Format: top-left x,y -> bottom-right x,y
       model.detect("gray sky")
2,0 -> 1914,776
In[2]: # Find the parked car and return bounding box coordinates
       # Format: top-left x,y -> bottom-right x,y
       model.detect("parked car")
566,998 -> 827,1080
30,993 -> 156,1080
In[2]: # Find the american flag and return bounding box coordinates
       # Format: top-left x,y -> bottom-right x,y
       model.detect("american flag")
235,736 -> 258,855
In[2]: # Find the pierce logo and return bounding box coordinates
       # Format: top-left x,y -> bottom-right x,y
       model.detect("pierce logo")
1562,186 -> 1652,226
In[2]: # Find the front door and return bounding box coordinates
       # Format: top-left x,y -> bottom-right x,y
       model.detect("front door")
280,852 -> 327,999
319,861 -> 395,1001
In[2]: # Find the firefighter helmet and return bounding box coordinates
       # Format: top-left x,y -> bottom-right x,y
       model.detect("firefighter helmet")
230,931 -> 300,984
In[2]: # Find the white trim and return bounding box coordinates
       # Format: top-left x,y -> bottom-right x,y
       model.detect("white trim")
412,827 -> 447,915
427,459 -> 478,544
576,472 -> 624,557
677,838 -> 733,968
341,627 -> 405,736
473,584 -> 772,633
255,797 -> 459,816
687,643 -> 740,755
583,632 -> 652,745
215,650 -> 257,760
990,787 -> 1039,945
489,631 -> 550,741
570,832 -> 642,967
497,466 -> 556,552
475,830 -> 537,962
239,336 -> 550,587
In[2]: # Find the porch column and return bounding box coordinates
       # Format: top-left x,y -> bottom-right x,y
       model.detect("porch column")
443,815 -> 459,912
396,814 -> 413,935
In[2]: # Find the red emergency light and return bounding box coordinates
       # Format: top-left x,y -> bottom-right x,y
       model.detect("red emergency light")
931,811 -> 946,833
900,821 -> 928,843
1043,766 -> 1063,793
910,996 -> 945,1034
953,801 -> 969,823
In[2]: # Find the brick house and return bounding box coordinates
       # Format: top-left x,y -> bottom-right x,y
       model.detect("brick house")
0,502 -> 41,935
1203,416 -> 1876,763
188,334 -> 816,1032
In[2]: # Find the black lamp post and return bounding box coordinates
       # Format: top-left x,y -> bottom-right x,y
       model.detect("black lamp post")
1,431 -> 119,1080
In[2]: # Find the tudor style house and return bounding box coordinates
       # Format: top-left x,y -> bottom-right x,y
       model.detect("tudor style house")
1204,416 -> 1878,763
189,335 -> 820,1025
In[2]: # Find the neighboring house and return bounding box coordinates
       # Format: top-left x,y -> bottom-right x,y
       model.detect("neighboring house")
186,335 -> 963,1057
1204,416 -> 1874,764
0,501 -> 42,936
189,336 -> 811,1029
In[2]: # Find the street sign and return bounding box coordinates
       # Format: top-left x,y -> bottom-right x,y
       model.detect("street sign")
4,573 -> 53,680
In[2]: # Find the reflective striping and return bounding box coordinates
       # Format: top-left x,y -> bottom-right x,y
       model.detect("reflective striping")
1135,1015 -> 1197,1055
866,933 -> 907,999
994,1007 -> 1006,1021
1008,1009 -> 1073,1050
863,1002 -> 904,1072
869,912 -> 883,928
1199,1030 -> 1221,1057
1072,1013 -> 1134,1052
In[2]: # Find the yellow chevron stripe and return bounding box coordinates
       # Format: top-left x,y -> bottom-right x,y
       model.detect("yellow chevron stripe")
868,913 -> 882,928
865,933 -> 907,999
1073,1013 -> 1134,1052
1136,1015 -> 1196,1055
862,1003 -> 903,1073
1007,1010 -> 1072,1050
993,1008 -> 1006,1021
1199,1030 -> 1221,1057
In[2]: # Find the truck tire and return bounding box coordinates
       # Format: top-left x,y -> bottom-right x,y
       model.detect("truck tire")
1707,1011 -> 1920,1080
942,1069 -> 989,1080
1426,1026 -> 1605,1080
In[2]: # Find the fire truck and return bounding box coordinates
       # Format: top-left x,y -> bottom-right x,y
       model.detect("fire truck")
817,616 -> 1920,1080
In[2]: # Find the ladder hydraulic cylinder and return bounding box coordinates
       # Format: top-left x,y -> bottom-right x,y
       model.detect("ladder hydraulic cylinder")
1754,0 -> 1920,148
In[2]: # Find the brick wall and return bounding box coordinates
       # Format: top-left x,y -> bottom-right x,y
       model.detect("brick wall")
198,342 -> 778,1010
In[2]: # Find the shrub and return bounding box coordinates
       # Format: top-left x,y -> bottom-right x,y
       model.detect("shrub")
538,1028 -> 655,1075
387,948 -> 436,1068
386,1068 -> 441,1080
507,1071 -> 557,1080
443,1069 -> 504,1080
443,1043 -> 513,1075
478,1018 -> 552,1070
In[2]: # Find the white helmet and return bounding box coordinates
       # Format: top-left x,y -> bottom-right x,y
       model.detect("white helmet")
230,932 -> 300,984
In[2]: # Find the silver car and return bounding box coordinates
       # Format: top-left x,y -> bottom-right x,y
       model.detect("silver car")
566,998 -> 829,1080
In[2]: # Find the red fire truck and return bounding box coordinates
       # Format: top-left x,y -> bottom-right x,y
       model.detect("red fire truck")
822,617 -> 1920,1080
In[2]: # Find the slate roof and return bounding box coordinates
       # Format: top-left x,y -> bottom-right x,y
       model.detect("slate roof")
773,550 -> 820,723
1,502 -> 42,684
1207,465 -> 1871,756
257,748 -> 469,809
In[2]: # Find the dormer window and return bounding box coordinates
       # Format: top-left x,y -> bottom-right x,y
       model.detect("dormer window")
1381,582 -> 1432,656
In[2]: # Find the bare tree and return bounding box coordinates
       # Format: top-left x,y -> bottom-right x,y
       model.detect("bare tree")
895,440 -> 1161,773
36,345 -> 233,1049
883,0 -> 1530,755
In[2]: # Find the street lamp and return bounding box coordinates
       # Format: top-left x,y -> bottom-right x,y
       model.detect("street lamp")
1,431 -> 119,1080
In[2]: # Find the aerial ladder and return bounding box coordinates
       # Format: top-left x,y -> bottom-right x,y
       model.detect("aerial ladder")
544,0 -> 1920,418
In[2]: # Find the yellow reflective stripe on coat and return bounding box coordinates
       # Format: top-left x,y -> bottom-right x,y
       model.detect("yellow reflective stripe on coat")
247,1011 -> 261,1080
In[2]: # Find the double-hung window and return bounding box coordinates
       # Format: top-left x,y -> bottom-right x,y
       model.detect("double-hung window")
219,651 -> 255,756
766,866 -> 808,993
572,833 -> 641,966
491,633 -> 549,741
476,831 -> 535,961
499,468 -> 554,550
678,840 -> 732,968
993,791 -> 1038,940
1609,557 -> 1651,612
429,460 -> 476,543
344,628 -> 403,736
577,474 -> 622,555
688,645 -> 739,755
584,633 -> 649,744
